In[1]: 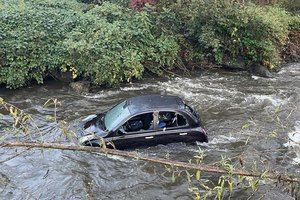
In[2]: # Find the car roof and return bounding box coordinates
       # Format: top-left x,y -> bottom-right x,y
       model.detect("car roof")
126,95 -> 185,114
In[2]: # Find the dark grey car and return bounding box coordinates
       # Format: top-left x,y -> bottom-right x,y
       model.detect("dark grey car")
77,95 -> 208,149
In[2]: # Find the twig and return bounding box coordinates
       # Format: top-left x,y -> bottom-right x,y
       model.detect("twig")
0,147 -> 31,164
1,141 -> 300,183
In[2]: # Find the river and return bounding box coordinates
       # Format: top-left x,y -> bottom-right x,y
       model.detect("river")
0,63 -> 299,199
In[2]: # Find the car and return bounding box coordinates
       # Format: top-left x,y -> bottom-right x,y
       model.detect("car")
77,95 -> 208,149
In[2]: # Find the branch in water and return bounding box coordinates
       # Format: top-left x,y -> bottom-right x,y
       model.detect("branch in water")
1,141 -> 300,183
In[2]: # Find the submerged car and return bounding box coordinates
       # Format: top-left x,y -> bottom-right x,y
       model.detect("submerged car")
77,95 -> 208,149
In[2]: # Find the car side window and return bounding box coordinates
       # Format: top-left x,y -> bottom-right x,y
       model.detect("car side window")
177,114 -> 187,126
121,112 -> 154,133
158,111 -> 188,129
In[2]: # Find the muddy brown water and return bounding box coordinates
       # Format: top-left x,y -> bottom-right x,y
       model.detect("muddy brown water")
0,63 -> 299,199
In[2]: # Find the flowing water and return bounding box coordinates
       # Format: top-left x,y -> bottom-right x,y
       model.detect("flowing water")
0,63 -> 299,199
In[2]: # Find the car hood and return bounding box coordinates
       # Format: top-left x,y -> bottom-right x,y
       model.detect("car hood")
79,113 -> 108,137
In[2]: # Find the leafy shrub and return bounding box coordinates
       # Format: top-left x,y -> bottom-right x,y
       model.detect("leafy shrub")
0,0 -> 88,88
0,0 -> 179,88
0,0 -> 296,89
180,1 -> 290,67
282,15 -> 300,62
289,15 -> 300,32
65,2 -> 179,85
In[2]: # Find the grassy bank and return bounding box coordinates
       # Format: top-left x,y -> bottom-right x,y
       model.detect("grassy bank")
0,0 -> 299,89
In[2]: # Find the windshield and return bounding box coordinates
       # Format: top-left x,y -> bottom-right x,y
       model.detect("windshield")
104,100 -> 131,131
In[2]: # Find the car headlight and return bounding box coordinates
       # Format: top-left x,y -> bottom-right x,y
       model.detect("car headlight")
78,134 -> 96,145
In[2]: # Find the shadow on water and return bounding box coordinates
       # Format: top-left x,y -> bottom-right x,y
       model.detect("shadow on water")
0,63 -> 300,199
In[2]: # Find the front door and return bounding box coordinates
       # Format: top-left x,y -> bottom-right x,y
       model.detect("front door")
112,112 -> 157,149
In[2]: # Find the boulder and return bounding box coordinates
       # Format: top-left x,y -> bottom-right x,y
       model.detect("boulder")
69,81 -> 90,94
51,70 -> 73,83
249,64 -> 274,78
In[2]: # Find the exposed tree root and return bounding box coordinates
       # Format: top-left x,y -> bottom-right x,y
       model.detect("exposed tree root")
1,141 -> 300,183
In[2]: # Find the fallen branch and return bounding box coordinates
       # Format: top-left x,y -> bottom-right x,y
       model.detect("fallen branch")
1,141 -> 300,183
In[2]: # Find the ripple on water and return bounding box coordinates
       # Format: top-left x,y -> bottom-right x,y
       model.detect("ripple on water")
83,90 -> 122,99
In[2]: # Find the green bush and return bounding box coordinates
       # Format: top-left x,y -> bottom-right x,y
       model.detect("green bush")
65,2 -> 179,85
0,0 -> 296,89
289,15 -> 300,32
179,1 -> 291,67
0,0 -> 87,88
0,0 -> 179,88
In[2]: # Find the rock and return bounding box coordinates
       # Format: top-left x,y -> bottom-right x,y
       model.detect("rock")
220,56 -> 247,71
249,64 -> 274,78
51,70 -> 73,83
69,81 -> 90,94
220,63 -> 247,71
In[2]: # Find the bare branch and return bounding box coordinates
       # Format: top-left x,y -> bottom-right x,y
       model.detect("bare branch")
1,141 -> 300,183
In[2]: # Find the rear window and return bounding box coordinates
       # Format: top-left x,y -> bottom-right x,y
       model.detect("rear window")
185,104 -> 199,119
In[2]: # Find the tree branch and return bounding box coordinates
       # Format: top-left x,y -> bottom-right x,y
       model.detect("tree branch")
1,141 -> 300,183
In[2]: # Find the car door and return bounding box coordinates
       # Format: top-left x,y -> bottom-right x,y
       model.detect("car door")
111,112 -> 158,149
154,111 -> 191,144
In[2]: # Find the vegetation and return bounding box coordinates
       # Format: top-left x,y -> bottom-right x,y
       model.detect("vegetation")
0,0 -> 299,88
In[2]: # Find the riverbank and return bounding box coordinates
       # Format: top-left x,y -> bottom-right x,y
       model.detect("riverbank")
0,0 -> 299,89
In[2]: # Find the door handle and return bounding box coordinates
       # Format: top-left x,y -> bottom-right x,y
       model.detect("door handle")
145,136 -> 154,139
179,133 -> 188,136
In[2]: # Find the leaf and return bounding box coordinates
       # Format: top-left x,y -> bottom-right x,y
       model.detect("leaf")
196,170 -> 201,181
14,117 -> 19,126
228,180 -> 233,193
185,170 -> 191,182
251,179 -> 259,191
9,106 -> 17,118
171,171 -> 176,183
217,190 -> 222,200
201,184 -> 211,191
241,123 -> 250,129
276,116 -> 281,123
245,137 -> 250,145
270,130 -> 278,138
44,99 -> 54,107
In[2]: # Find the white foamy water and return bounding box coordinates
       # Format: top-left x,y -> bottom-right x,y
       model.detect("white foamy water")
284,121 -> 300,164
250,94 -> 285,107
83,90 -> 121,99
120,84 -> 152,91
278,63 -> 300,75
156,77 -> 241,106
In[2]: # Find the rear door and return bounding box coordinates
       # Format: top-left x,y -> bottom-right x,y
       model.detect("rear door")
153,111 -> 191,144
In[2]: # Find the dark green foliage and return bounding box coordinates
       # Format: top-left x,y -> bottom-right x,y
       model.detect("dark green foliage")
0,0 -> 87,88
215,0 -> 300,14
290,15 -> 300,32
172,1 -> 290,67
0,0 -> 298,89
283,15 -> 300,62
65,2 -> 179,85
0,0 -> 179,88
